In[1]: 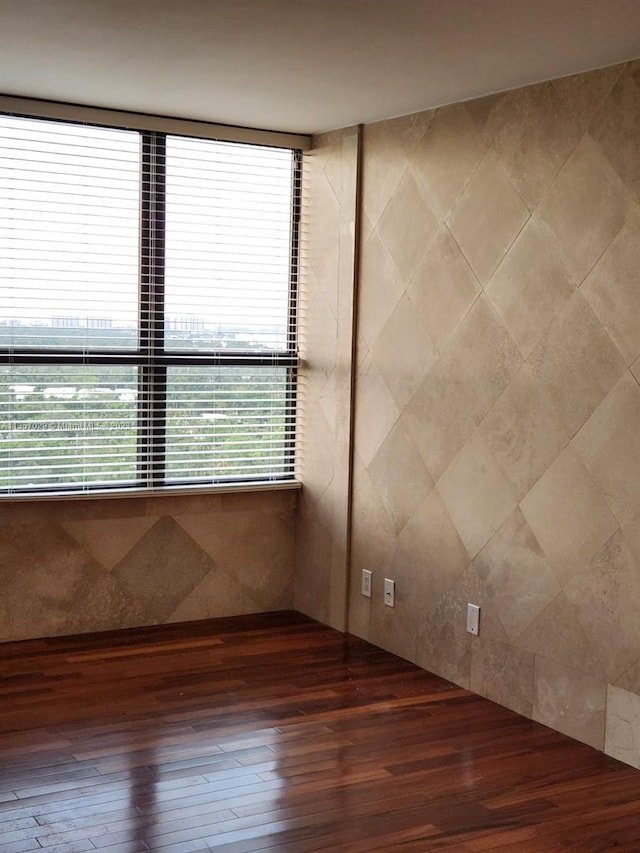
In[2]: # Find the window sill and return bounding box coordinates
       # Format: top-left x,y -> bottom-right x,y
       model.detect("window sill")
0,480 -> 302,504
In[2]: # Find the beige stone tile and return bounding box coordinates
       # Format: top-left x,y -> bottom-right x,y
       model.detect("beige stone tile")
168,569 -> 256,623
535,135 -> 633,285
590,64 -> 640,202
529,292 -> 627,436
437,431 -> 518,560
294,492 -> 333,625
622,512 -> 640,569
407,225 -> 481,351
463,92 -> 507,145
113,516 -> 213,623
486,81 -> 582,210
395,488 -> 469,607
404,355 -> 478,482
470,636 -> 534,717
0,521 -> 140,642
415,584 -> 471,688
368,565 -> 420,664
472,508 -> 561,642
377,169 -> 439,282
176,506 -> 294,599
62,516 -> 156,571
296,395 -> 334,496
446,150 -> 529,284
144,492 -> 221,518
410,102 -> 486,219
298,286 -> 337,365
485,218 -> 575,359
553,63 -> 624,129
394,109 -> 436,162
303,165 -> 340,287
351,459 -> 397,577
572,372 -> 640,527
520,446 -> 619,585
517,592 -> 605,678
631,357 -> 640,386
446,296 -> 523,424
533,655 -> 606,749
372,293 -> 437,411
479,363 -> 570,500
368,416 -> 433,536
582,212 -> 640,365
361,119 -> 409,229
565,530 -> 640,682
605,685 -> 640,770
358,230 -> 405,350
353,354 -> 400,467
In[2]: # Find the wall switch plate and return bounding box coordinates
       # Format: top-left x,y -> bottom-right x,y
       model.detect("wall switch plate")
361,569 -> 372,598
384,578 -> 395,608
467,603 -> 480,636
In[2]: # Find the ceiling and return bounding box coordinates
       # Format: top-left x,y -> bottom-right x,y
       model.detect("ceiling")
1,0 -> 640,135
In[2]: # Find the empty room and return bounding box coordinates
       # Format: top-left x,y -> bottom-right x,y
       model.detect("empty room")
1,1 -> 640,850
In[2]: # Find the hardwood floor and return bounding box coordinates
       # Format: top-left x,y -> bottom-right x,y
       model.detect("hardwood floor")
1,612 -> 640,852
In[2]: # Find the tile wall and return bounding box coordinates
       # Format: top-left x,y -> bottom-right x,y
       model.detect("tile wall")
0,489 -> 296,642
348,60 -> 640,759
295,128 -> 359,629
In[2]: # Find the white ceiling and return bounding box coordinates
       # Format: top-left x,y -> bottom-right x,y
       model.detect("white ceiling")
1,0 -> 640,135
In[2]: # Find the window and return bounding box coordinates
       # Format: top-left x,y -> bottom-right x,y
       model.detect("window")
0,113 -> 300,496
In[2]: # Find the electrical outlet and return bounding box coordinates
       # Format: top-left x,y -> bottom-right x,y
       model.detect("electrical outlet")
361,569 -> 372,598
384,578 -> 395,608
466,603 -> 480,636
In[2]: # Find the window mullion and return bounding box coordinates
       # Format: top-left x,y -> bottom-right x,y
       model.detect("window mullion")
139,132 -> 167,488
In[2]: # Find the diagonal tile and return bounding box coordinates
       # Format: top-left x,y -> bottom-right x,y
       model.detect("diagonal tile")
470,637 -> 534,717
395,487 -> 468,607
404,354 -> 477,482
479,363 -> 570,500
368,416 -> 433,535
485,81 -> 582,210
605,685 -> 640,770
535,135 -> 633,285
358,230 -> 404,349
472,508 -> 561,643
446,150 -> 529,284
372,293 -> 437,410
361,119 -> 409,229
377,169 -> 439,281
410,102 -> 486,219
62,516 -> 155,571
407,224 -> 481,351
445,296 -> 523,423
113,516 -> 213,623
582,211 -> 640,365
353,353 -> 400,467
590,62 -> 640,202
485,217 -> 575,359
529,291 -> 627,436
520,445 -> 619,585
437,431 -> 518,560
517,591 -> 605,678
572,372 -> 640,527
533,655 -> 606,749
566,530 -> 640,682
553,63 -> 624,129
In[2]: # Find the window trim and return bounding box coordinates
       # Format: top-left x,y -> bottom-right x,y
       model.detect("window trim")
0,107 -> 302,498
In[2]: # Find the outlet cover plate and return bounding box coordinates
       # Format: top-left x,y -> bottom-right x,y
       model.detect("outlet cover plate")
361,569 -> 372,598
467,603 -> 480,636
384,578 -> 395,607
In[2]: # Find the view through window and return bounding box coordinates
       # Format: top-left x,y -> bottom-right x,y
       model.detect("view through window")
0,114 -> 299,495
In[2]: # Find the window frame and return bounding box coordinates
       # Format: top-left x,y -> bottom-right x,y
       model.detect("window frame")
0,106 -> 303,498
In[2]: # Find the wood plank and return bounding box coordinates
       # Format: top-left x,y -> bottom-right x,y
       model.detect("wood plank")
1,611 -> 640,851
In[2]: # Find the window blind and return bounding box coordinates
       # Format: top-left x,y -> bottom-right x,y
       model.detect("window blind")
0,113 -> 299,496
